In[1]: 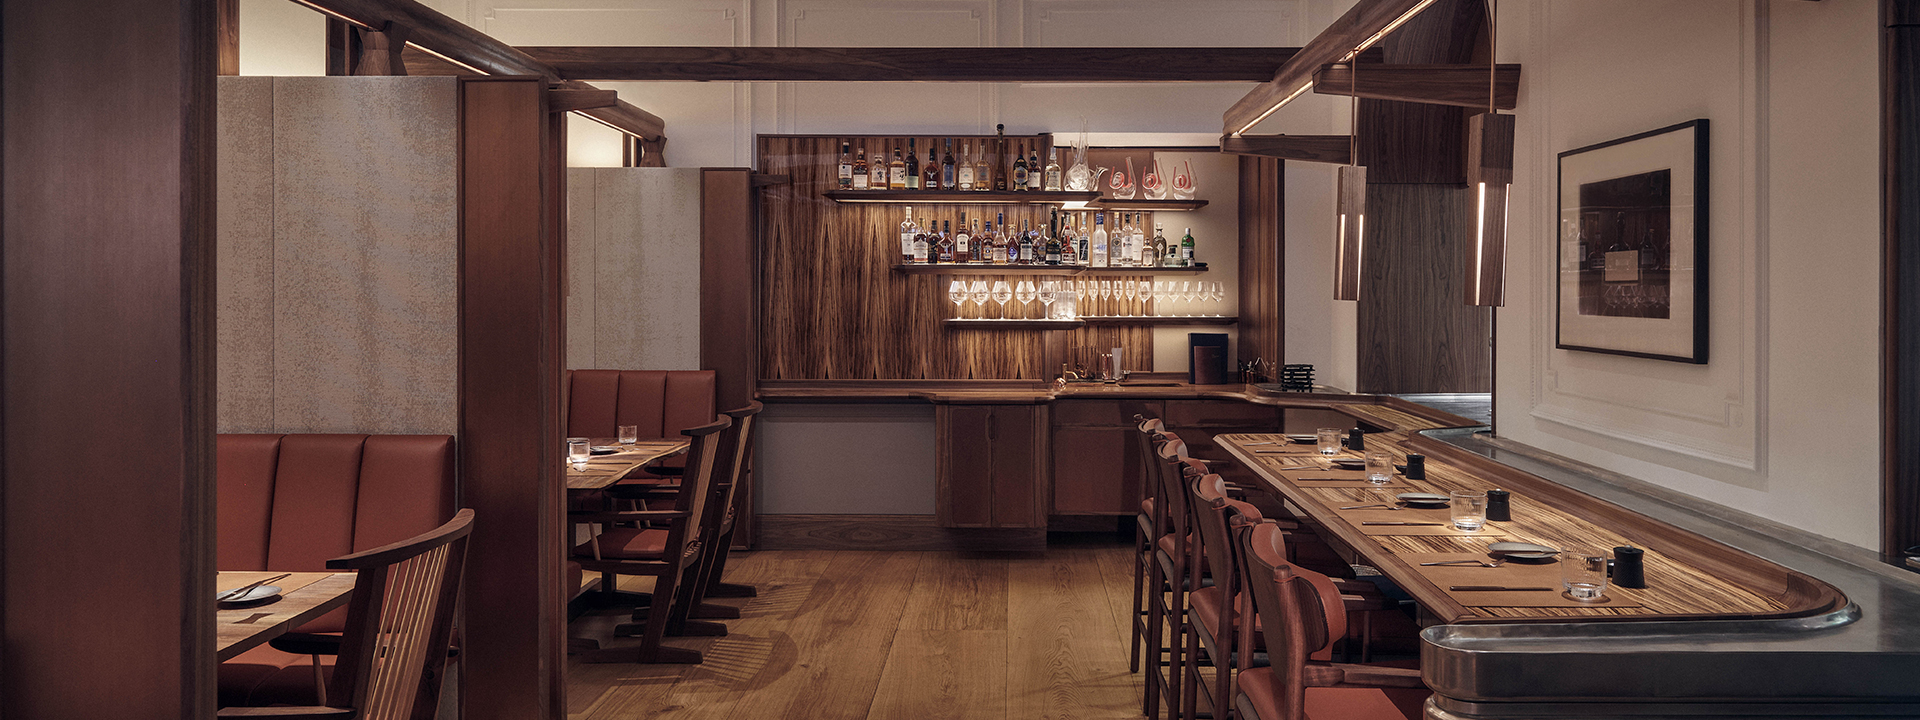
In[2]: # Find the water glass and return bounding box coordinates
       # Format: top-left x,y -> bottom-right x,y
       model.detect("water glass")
1450,490 -> 1488,532
567,437 -> 591,464
1316,427 -> 1344,455
1560,546 -> 1611,600
1365,451 -> 1394,485
617,425 -> 638,445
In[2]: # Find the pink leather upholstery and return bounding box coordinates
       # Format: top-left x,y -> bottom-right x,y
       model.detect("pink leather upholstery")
215,433 -> 455,708
566,369 -> 716,441
1238,667 -> 1427,720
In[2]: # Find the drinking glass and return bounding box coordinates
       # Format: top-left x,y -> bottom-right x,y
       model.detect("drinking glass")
1138,280 -> 1155,315
1110,159 -> 1136,200
1450,490 -> 1489,532
969,280 -> 989,309
618,425 -> 639,445
1365,451 -> 1394,485
567,437 -> 591,464
1210,282 -> 1227,314
1150,281 -> 1165,315
1171,160 -> 1196,201
1178,281 -> 1194,315
1015,279 -> 1036,308
948,279 -> 967,307
990,280 -> 1013,314
1122,280 -> 1138,315
1316,428 -> 1344,456
1560,546 -> 1611,600
1098,279 -> 1112,301
1038,281 -> 1057,317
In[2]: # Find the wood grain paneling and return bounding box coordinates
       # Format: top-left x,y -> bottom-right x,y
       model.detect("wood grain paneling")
1357,185 -> 1492,393
3,0 -> 217,716
1354,0 -> 1486,184
1885,0 -> 1920,560
458,78 -> 566,720
1238,156 -> 1284,371
757,135 -> 1160,380
1220,134 -> 1352,164
703,167 -> 760,547
522,46 -> 1300,83
1313,63 -> 1519,109
1222,0 -> 1430,133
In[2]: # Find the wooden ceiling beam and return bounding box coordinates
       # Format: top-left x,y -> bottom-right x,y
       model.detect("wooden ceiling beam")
1312,63 -> 1520,110
515,46 -> 1302,82
1218,134 -> 1353,165
1224,0 -> 1440,135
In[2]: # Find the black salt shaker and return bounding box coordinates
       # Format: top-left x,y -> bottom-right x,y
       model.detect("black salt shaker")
1348,428 -> 1365,451
1404,454 -> 1426,480
1485,489 -> 1511,521
1612,546 -> 1646,588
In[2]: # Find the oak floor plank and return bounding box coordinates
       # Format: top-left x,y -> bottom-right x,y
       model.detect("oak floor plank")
1005,547 -> 1144,720
898,552 -> 1011,631
722,550 -> 921,720
864,629 -> 1010,720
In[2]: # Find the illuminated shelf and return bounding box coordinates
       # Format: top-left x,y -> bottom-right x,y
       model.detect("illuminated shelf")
1080,315 -> 1238,326
1086,198 -> 1210,211
943,318 -> 1086,330
826,189 -> 1100,205
893,264 -> 1210,275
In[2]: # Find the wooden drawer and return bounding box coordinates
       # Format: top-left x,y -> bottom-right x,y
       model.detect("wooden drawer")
1165,400 -> 1282,428
1051,399 -> 1164,427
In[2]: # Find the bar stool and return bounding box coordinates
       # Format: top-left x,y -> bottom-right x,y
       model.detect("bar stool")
1131,415 -> 1169,675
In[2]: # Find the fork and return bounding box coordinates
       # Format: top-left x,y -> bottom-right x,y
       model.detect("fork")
1338,503 -> 1401,511
1420,558 -> 1508,568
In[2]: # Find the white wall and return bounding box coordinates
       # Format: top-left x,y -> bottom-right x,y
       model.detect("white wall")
1494,0 -> 1881,549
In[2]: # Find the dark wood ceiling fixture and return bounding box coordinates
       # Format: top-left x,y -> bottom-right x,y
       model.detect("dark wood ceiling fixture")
1224,0 -> 1441,135
1217,134 -> 1354,164
1312,62 -> 1520,109
1465,0 -> 1514,307
292,0 -> 666,143
515,46 -> 1302,83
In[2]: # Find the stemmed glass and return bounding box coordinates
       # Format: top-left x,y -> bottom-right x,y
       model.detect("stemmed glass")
969,280 -> 989,315
1209,282 -> 1226,316
1177,281 -> 1193,316
1122,279 -> 1139,317
1038,280 -> 1058,319
1098,280 -> 1113,317
990,280 -> 1013,318
1014,280 -> 1037,318
1139,280 -> 1156,316
948,280 -> 967,311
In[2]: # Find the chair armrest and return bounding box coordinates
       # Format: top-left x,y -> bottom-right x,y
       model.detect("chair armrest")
267,632 -> 341,656
568,510 -> 691,523
216,707 -> 355,718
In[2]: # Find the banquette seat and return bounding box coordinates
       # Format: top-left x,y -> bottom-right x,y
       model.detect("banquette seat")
216,433 -> 456,708
565,369 -> 717,447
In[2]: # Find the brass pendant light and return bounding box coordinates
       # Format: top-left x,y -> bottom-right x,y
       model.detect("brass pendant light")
1466,0 -> 1514,307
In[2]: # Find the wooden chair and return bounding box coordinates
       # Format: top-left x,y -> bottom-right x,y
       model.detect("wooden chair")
1130,415 -> 1169,675
1233,521 -> 1429,720
1184,474 -> 1266,720
1146,437 -> 1208,720
570,416 -> 730,664
218,509 -> 475,720
627,401 -> 764,633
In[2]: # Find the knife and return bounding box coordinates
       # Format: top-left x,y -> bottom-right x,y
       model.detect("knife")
219,573 -> 289,602
1450,586 -> 1553,592
1362,521 -> 1443,526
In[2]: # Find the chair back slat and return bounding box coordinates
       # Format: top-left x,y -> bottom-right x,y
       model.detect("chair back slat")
327,509 -> 473,720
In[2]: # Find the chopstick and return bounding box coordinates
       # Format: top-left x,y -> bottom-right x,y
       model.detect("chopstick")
1450,586 -> 1552,592
219,573 -> 288,602
1362,521 -> 1442,526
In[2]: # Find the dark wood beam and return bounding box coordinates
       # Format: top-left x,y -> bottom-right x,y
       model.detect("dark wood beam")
219,0 -> 239,74
295,0 -> 667,141
548,88 -> 618,112
1313,63 -> 1519,110
1219,134 -> 1353,164
516,46 -> 1301,82
402,45 -> 468,76
1225,0 -> 1437,134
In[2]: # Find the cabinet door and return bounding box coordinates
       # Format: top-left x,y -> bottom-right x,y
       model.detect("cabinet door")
988,405 -> 1048,528
937,405 -> 995,527
1051,427 -> 1144,515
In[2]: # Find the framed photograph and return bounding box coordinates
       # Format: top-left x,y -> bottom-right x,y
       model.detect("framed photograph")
1555,119 -> 1709,363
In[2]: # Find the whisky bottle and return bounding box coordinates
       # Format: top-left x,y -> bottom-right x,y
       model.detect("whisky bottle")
996,213 -> 1011,264
973,144 -> 989,192
1091,213 -> 1109,268
941,139 -> 956,190
904,139 -> 920,190
993,125 -> 1008,191
911,218 -> 930,264
1019,218 -> 1035,265
1043,147 -> 1062,191
852,146 -> 870,189
923,143 -> 940,190
1151,223 -> 1168,267
1012,142 -> 1030,192
957,142 -> 976,191
1181,228 -> 1195,267
1027,146 -> 1042,191
899,207 -> 918,264
837,142 -> 853,189
1044,211 -> 1063,265
888,146 -> 906,189
934,221 -> 955,263
954,212 -> 972,263
869,149 -> 886,189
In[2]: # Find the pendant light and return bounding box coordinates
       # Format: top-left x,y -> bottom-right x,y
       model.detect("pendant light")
1466,0 -> 1514,306
1333,63 -> 1366,301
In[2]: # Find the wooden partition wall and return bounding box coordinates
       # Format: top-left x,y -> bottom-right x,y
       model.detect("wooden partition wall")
757,134 -> 1157,380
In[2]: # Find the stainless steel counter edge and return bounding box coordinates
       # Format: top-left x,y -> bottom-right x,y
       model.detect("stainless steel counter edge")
1416,427 -> 1920,713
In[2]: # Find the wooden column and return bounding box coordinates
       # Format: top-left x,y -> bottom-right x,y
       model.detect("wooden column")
702,168 -> 758,546
458,77 -> 567,720
1238,155 -> 1285,372
1884,0 -> 1920,561
2,0 -> 217,717
219,0 -> 238,75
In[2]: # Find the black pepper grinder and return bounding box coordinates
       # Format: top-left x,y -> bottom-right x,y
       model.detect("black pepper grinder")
1612,546 -> 1646,588
1404,454 -> 1426,480
1347,428 -> 1365,452
1485,489 -> 1511,521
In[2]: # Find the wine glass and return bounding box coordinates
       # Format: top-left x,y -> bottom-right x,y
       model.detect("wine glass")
1014,280 -> 1037,314
1038,280 -> 1057,318
1178,281 -> 1193,315
1209,282 -> 1226,315
948,280 -> 967,309
990,280 -> 1013,316
1138,280 -> 1155,316
969,279 -> 989,311
1122,279 -> 1138,316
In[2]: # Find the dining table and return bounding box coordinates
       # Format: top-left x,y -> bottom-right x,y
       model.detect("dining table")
565,438 -> 692,491
215,571 -> 356,661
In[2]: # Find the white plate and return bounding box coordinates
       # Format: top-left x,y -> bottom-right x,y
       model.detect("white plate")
1396,492 -> 1449,505
1330,458 -> 1367,469
217,585 -> 282,604
1488,542 -> 1560,560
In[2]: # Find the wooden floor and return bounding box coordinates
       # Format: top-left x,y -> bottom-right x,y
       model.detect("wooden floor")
565,538 -> 1147,719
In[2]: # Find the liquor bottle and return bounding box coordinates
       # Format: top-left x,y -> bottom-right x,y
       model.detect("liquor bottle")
899,207 -> 918,264
1013,218 -> 1028,264
1181,228 -> 1196,266
957,142 -> 976,191
1074,213 -> 1089,263
1058,211 -> 1078,265
941,139 -> 956,190
954,212 -> 972,263
1012,142 -> 1030,192
869,149 -> 886,189
837,142 -> 854,189
923,144 -> 940,190
1151,223 -> 1169,267
1115,213 -> 1134,267
1132,214 -> 1149,266
915,218 -> 934,265
1091,213 -> 1109,268
911,217 -> 930,264
1043,147 -> 1062,192
904,139 -> 920,190
1044,211 -> 1063,265
852,146 -> 870,189
993,125 -> 1008,191
935,221 -> 955,263
974,143 -> 990,192
970,216 -> 984,261
888,146 -> 906,189
1027,146 -> 1042,191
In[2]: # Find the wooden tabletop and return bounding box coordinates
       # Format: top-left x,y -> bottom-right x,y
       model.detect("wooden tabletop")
215,571 -> 355,661
1220,426 -> 1845,623
565,439 -> 690,490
